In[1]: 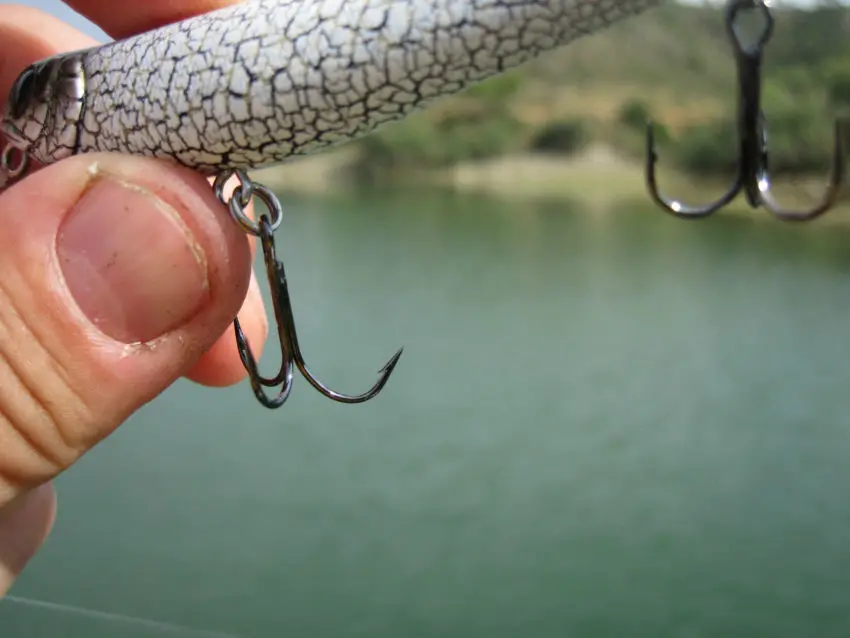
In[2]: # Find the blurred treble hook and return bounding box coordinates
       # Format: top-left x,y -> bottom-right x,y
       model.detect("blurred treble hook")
646,0 -> 846,221
214,171 -> 403,409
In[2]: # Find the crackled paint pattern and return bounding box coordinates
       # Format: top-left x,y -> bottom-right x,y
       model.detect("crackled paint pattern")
5,0 -> 660,173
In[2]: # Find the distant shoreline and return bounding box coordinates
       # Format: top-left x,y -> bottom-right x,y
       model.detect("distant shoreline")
252,144 -> 850,228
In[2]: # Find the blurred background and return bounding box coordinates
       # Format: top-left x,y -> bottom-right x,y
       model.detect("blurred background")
3,1 -> 850,636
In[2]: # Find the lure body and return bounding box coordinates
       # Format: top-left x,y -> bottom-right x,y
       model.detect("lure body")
2,0 -> 660,175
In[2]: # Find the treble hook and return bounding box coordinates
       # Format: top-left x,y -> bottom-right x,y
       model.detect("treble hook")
214,171 -> 403,409
646,0 -> 846,221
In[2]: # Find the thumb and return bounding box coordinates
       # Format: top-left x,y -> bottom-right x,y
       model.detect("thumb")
0,153 -> 253,508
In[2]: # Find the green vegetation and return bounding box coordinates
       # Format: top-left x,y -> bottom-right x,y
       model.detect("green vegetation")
347,1 -> 850,182
528,120 -> 590,155
352,100 -> 526,182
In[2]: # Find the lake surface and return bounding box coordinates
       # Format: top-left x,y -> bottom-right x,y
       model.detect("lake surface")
4,189 -> 850,637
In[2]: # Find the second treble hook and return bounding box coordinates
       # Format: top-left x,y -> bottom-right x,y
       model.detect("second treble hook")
214,170 -> 404,409
645,0 -> 846,221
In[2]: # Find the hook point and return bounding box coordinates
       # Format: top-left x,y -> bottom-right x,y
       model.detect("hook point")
381,347 -> 404,374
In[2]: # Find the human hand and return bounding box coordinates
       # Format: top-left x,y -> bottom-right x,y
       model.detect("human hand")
0,1 -> 269,597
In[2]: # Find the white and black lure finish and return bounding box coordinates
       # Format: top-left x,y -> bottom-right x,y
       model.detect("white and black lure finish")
0,0 -> 660,408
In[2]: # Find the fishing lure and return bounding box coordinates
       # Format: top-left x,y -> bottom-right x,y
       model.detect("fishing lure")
0,0 -> 660,408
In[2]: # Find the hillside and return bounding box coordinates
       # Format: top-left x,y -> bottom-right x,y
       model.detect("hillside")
256,0 -> 850,203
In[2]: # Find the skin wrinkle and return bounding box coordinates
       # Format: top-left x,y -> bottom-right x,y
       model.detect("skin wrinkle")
0,271 -> 93,468
0,286 -> 80,483
0,373 -> 65,486
0,167 -> 112,434
3,0 -> 661,173
0,401 -> 62,495
0,223 -> 96,470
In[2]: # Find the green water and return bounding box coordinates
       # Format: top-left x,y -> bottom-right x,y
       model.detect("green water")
4,190 -> 850,637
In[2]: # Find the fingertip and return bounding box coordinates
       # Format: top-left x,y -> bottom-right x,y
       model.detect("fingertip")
184,269 -> 269,388
0,483 -> 56,598
64,0 -> 242,40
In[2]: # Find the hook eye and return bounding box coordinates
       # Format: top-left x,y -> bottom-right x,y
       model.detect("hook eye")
725,0 -> 774,56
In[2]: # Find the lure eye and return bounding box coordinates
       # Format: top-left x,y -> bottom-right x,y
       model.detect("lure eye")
7,66 -> 37,120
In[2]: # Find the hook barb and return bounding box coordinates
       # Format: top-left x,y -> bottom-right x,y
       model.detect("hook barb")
293,346 -> 405,405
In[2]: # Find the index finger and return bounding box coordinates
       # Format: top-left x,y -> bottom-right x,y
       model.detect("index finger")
64,0 -> 244,39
